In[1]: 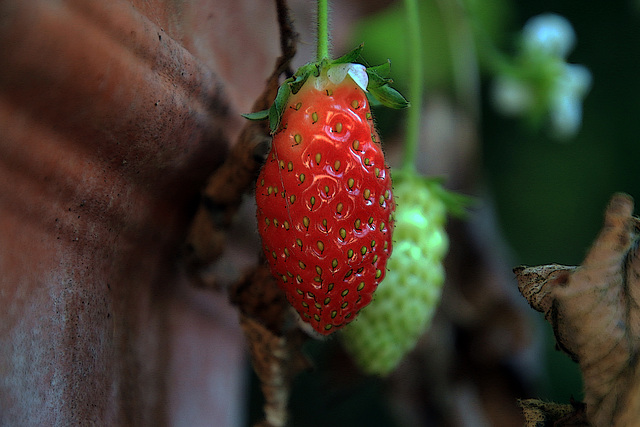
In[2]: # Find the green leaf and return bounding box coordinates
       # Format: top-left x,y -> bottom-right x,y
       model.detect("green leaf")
362,59 -> 408,109
266,65 -> 316,133
289,71 -> 311,95
392,172 -> 473,219
242,110 -> 269,121
369,84 -> 409,109
426,180 -> 473,219
332,44 -> 365,64
365,92 -> 383,107
366,67 -> 393,89
366,60 -> 392,80
269,81 -> 292,132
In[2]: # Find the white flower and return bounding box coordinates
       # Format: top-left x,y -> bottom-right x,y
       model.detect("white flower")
549,64 -> 592,138
492,13 -> 592,140
550,93 -> 583,139
491,75 -> 534,116
522,13 -> 576,58
557,63 -> 592,99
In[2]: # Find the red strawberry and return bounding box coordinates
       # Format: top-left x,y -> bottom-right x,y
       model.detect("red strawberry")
252,57 -> 406,335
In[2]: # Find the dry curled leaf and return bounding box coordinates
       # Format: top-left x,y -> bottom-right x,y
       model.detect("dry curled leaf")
230,265 -> 309,427
515,193 -> 640,426
518,399 -> 587,426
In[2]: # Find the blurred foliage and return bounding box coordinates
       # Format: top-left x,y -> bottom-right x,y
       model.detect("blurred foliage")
352,0 -> 640,267
353,0 -> 511,93
347,0 -> 640,409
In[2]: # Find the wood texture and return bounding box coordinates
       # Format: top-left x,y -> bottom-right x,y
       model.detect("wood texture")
0,0 -> 278,424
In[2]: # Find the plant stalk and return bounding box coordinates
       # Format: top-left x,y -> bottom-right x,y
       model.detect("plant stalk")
317,0 -> 330,61
401,0 -> 423,173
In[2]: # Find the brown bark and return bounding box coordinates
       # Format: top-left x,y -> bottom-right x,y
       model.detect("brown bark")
0,0 -> 279,424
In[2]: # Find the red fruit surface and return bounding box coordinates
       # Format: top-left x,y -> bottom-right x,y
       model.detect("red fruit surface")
255,74 -> 395,335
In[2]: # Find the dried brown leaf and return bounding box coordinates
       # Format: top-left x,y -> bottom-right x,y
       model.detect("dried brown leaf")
239,314 -> 307,427
230,265 -> 310,427
515,193 -> 640,426
518,399 -> 587,426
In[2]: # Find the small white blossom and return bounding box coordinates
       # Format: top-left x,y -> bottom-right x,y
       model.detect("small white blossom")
550,92 -> 583,139
492,13 -> 591,140
492,75 -> 534,116
522,13 -> 576,58
557,64 -> 592,99
549,64 -> 592,138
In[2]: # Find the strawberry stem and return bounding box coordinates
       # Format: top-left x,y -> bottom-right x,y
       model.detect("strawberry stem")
401,0 -> 423,174
435,0 -> 480,119
316,0 -> 330,61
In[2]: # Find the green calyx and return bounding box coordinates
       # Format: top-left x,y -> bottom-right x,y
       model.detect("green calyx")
242,44 -> 409,133
391,171 -> 472,219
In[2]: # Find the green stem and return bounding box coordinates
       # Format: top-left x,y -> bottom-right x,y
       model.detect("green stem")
317,0 -> 330,61
401,0 -> 423,174
436,0 -> 481,119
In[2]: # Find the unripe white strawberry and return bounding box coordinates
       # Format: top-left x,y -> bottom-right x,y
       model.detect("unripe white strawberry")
341,175 -> 449,375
